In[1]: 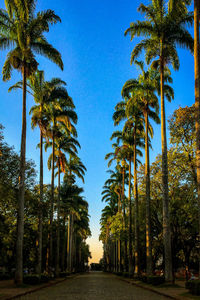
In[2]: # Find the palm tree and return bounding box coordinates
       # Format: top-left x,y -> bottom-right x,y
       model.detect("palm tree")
74,201 -> 91,271
105,144 -> 130,272
171,0 -> 200,278
45,89 -> 77,273
122,63 -> 162,275
113,97 -> 145,275
9,73 -> 68,277
111,130 -> 144,274
64,155 -> 87,184
47,135 -> 80,277
193,0 -> 200,277
0,0 -> 63,284
62,156 -> 86,272
103,168 -> 125,272
60,182 -> 86,272
125,1 -> 193,281
100,193 -> 118,272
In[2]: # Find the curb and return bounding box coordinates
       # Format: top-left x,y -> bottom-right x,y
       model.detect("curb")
117,277 -> 190,300
2,274 -> 78,300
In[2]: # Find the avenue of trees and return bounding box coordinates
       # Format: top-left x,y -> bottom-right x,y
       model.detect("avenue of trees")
0,0 -> 91,285
100,0 -> 200,283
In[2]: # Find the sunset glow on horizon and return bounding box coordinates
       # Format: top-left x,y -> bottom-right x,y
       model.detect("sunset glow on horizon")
87,237 -> 103,264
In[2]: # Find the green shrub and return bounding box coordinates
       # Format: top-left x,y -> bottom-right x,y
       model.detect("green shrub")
122,272 -> 130,278
147,276 -> 165,286
40,274 -> 49,283
139,275 -> 147,283
23,274 -> 40,285
113,271 -> 122,276
185,280 -> 200,296
185,280 -> 193,290
59,272 -> 70,278
0,273 -> 11,280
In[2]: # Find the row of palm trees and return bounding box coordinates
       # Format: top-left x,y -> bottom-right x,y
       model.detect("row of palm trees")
0,0 -> 89,284
100,0 -> 200,282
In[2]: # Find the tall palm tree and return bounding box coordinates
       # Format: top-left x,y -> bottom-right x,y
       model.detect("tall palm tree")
113,97 -> 145,275
193,0 -> 200,277
111,129 -> 144,274
104,168 -> 125,272
125,0 -> 193,281
0,0 -> 63,284
9,73 -> 68,277
105,144 -> 129,272
171,0 -> 200,278
60,182 -> 86,272
45,90 -> 77,273
61,177 -> 87,272
47,135 -> 80,277
64,155 -> 87,184
123,120 -> 144,276
62,156 -> 86,272
122,63 -> 162,275
100,188 -> 118,272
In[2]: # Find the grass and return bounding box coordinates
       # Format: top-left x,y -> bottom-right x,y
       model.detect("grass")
157,283 -> 182,288
181,292 -> 200,299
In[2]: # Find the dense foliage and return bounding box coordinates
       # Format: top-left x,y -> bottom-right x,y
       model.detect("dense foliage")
100,0 -> 200,288
0,0 -> 90,284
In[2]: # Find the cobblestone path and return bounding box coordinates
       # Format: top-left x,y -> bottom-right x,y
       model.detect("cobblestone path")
19,272 -> 168,300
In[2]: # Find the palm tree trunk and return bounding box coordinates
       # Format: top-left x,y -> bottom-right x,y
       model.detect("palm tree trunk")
70,213 -> 74,272
67,214 -> 70,272
117,193 -> 121,273
36,129 -> 43,277
15,64 -> 27,285
117,239 -> 121,272
128,156 -> 133,275
115,240 -> 118,272
61,216 -> 67,271
160,52 -> 172,282
194,0 -> 200,279
122,166 -> 128,272
113,241 -> 116,272
145,110 -> 152,276
134,127 -> 139,276
55,158 -> 61,277
49,129 -> 55,273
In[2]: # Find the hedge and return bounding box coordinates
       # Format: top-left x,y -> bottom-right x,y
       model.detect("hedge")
0,273 -> 11,280
59,272 -> 71,278
147,276 -> 165,286
23,274 -> 50,285
185,280 -> 200,296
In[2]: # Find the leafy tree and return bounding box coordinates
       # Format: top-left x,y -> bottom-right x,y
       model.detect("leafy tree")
0,0 -> 63,284
125,0 -> 193,281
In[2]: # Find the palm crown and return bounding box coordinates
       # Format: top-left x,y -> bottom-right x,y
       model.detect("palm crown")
0,0 -> 63,81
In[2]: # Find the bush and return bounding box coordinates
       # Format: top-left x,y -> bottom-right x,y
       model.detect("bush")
122,272 -> 130,278
116,272 -> 122,276
23,274 -> 40,285
147,276 -> 165,286
139,275 -> 147,283
185,280 -> 193,290
185,280 -> 200,296
59,272 -> 70,278
40,274 -> 49,283
0,273 -> 11,280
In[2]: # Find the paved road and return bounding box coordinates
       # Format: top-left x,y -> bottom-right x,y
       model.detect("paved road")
19,272 -> 169,300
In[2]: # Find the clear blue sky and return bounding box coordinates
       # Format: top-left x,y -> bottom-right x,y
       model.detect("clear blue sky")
0,0 -> 194,262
